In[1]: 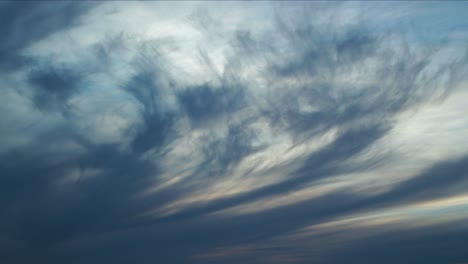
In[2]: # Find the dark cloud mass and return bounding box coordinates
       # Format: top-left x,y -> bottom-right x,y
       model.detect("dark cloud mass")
0,1 -> 93,71
1,2 -> 468,264
27,65 -> 83,114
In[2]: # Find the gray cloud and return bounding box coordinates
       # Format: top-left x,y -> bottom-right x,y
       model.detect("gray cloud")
0,1 -> 93,71
27,64 -> 83,114
177,83 -> 246,127
0,2 -> 468,264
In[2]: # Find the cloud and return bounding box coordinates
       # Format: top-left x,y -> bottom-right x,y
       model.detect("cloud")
0,1 -> 94,71
0,2 -> 467,264
177,83 -> 246,127
124,69 -> 177,155
26,64 -> 83,114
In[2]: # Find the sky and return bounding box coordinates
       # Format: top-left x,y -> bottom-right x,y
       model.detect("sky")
1,1 -> 468,264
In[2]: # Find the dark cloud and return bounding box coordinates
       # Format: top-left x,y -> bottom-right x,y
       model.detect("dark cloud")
188,220 -> 468,264
0,1 -> 94,71
205,123 -> 260,169
362,155 -> 468,210
125,70 -> 177,154
27,64 -> 82,114
0,2 -> 467,264
177,83 -> 245,127
323,225 -> 468,264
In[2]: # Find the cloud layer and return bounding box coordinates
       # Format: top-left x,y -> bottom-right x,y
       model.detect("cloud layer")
1,2 -> 468,263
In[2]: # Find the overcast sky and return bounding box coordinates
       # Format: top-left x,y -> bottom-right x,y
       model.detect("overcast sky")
1,2 -> 468,264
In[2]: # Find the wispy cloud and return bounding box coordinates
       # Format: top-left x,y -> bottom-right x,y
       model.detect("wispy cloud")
0,2 -> 468,264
